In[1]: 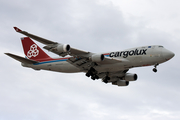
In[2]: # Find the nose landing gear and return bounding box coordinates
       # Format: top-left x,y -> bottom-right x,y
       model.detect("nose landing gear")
153,68 -> 157,72
153,63 -> 159,72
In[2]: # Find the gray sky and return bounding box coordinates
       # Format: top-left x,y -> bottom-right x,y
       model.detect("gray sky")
0,0 -> 180,120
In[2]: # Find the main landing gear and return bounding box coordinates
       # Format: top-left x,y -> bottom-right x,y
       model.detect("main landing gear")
102,76 -> 110,84
86,68 -> 111,84
86,67 -> 111,84
153,63 -> 159,73
86,67 -> 99,80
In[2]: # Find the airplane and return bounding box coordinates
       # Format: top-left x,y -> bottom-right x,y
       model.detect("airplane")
5,27 -> 175,86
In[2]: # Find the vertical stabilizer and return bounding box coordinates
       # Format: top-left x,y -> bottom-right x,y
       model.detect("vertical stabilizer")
21,37 -> 52,61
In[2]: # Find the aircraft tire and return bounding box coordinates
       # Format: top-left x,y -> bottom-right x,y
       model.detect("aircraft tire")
86,72 -> 91,77
153,68 -> 157,72
103,79 -> 108,84
91,76 -> 96,80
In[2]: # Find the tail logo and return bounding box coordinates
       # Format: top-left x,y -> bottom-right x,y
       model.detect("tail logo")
27,44 -> 39,58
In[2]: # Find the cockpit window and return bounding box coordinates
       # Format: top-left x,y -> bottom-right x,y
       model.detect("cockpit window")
158,46 -> 164,48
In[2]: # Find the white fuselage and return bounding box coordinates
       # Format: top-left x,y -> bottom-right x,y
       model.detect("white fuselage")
22,45 -> 174,73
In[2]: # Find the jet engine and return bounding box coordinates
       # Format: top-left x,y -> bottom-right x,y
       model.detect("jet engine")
56,44 -> 71,53
112,80 -> 129,86
123,73 -> 138,81
90,54 -> 104,62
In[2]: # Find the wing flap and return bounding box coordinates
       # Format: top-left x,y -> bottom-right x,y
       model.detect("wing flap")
5,53 -> 39,64
67,57 -> 91,70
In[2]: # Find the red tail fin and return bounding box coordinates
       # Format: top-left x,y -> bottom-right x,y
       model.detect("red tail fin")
21,37 -> 52,61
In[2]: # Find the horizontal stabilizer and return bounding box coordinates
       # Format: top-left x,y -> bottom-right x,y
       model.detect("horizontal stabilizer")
5,53 -> 39,64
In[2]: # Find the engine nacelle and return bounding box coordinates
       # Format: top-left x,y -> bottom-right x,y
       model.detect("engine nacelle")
56,44 -> 71,53
112,80 -> 129,86
90,54 -> 104,62
123,73 -> 138,81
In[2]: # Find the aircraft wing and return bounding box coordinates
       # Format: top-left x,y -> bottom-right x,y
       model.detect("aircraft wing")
14,27 -> 56,45
14,27 -> 89,57
103,57 -> 129,63
67,55 -> 129,71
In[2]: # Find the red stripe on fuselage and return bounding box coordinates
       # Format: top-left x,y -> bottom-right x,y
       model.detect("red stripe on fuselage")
103,53 -> 110,55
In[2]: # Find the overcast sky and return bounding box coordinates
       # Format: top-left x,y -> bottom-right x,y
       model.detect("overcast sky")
0,0 -> 180,120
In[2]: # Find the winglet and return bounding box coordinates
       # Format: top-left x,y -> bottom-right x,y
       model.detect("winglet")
13,27 -> 22,32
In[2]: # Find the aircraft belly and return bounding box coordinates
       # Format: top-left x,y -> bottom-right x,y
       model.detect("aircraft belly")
130,54 -> 165,67
27,61 -> 82,73
54,62 -> 82,73
95,63 -> 125,72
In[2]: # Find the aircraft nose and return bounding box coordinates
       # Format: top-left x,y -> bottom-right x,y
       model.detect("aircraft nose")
162,49 -> 175,61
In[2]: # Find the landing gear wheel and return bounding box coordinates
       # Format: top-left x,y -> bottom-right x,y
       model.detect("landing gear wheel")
95,75 -> 99,79
106,76 -> 110,80
91,75 -> 99,80
153,68 -> 157,72
86,72 -> 90,77
103,79 -> 108,84
103,76 -> 110,84
91,76 -> 96,80
152,63 -> 158,73
86,67 -> 100,80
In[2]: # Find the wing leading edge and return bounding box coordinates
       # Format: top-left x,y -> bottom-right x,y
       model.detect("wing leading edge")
14,27 -> 89,57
